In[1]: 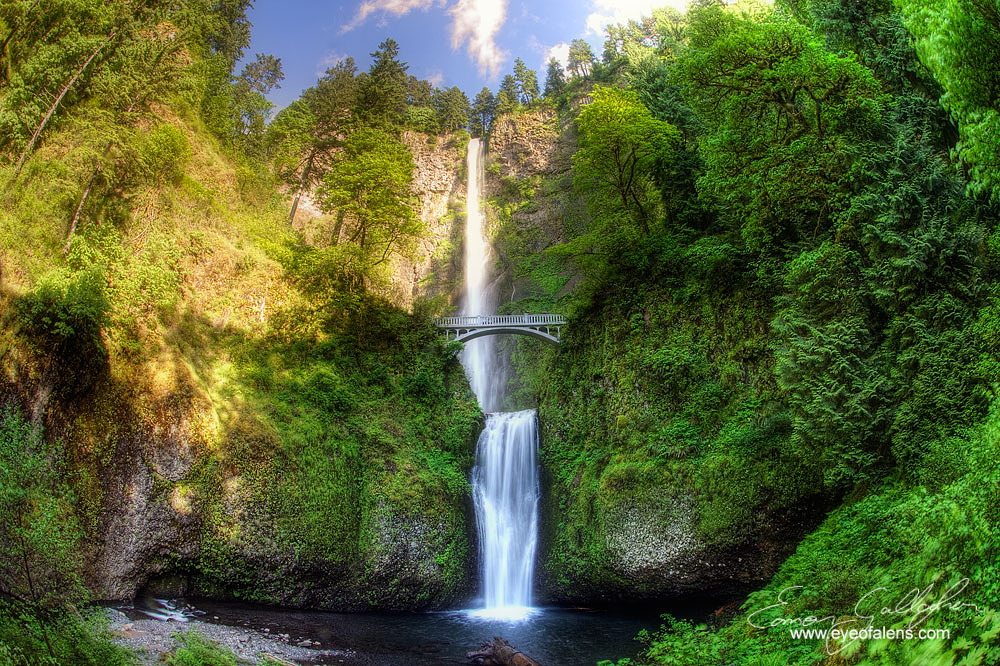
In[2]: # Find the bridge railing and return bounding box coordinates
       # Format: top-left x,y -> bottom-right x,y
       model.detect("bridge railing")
434,314 -> 567,328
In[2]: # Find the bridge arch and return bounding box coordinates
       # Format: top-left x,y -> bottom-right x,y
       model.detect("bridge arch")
435,314 -> 567,345
450,326 -> 560,345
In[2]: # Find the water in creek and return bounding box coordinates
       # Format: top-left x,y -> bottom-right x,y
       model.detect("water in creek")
130,597 -> 663,666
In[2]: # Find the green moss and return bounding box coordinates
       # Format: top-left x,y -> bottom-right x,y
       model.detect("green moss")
633,408 -> 1000,664
173,304 -> 480,607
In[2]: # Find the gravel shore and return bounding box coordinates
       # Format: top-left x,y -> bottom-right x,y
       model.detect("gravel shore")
103,608 -> 357,665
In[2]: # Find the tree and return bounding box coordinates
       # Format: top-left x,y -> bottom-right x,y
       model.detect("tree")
405,75 -> 433,106
268,100 -> 319,220
274,57 -> 359,220
676,5 -> 885,250
232,52 -> 284,153
513,57 -> 539,105
358,38 -> 408,126
305,56 -> 360,130
315,128 -> 423,289
203,0 -> 253,69
434,86 -> 470,133
470,87 -> 496,136
543,58 -> 566,99
496,74 -> 519,114
567,38 -> 595,78
197,0 -> 255,140
0,0 -> 123,160
573,86 -> 679,236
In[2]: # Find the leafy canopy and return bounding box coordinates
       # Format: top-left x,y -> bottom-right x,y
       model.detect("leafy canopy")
574,86 -> 679,237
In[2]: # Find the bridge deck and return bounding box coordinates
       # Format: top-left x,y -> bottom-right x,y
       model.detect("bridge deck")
435,314 -> 567,328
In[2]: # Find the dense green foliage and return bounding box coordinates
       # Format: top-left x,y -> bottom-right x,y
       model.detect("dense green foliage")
631,410 -> 1000,665
897,0 -> 1000,200
0,604 -> 137,666
0,411 -> 135,665
0,408 -> 86,610
489,0 -> 1000,662
4,0 -> 1000,663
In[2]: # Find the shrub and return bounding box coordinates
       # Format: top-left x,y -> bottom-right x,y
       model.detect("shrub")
0,407 -> 87,610
166,632 -> 237,666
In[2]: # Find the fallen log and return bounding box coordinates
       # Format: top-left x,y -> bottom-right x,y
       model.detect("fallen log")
467,636 -> 542,666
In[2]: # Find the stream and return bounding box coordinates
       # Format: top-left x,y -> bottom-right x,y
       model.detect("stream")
125,597 -> 669,666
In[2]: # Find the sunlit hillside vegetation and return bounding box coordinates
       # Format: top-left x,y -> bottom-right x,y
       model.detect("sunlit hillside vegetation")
0,1 -> 483,662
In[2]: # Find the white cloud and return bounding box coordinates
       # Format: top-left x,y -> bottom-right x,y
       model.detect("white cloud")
342,0 -> 508,79
341,0 -> 443,33
449,0 -> 508,78
585,0 -> 688,36
427,71 -> 445,87
542,42 -> 570,70
315,51 -> 349,77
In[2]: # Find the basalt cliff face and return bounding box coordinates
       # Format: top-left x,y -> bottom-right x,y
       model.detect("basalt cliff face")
291,131 -> 467,311
483,108 -> 578,289
0,123 -> 479,611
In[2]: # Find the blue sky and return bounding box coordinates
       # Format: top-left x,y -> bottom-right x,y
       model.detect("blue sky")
244,0 -> 686,110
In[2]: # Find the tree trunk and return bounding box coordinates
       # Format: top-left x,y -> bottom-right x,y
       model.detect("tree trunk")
14,31 -> 115,175
64,165 -> 100,256
332,211 -> 345,245
16,513 -> 55,659
467,637 -> 543,666
289,149 -> 316,222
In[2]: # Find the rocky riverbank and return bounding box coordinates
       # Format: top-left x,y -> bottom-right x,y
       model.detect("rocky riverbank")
104,608 -> 354,665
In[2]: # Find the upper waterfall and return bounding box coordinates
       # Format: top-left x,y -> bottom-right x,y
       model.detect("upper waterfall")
460,137 -> 505,412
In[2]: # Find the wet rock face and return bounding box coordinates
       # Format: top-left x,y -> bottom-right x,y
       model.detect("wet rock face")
598,498 -> 777,600
81,393 -> 209,600
95,451 -> 474,610
603,500 -> 705,584
536,491 -> 790,606
360,503 -> 473,610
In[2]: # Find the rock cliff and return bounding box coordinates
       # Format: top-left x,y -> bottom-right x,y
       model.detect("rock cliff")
482,105 -> 824,606
290,131 -> 467,311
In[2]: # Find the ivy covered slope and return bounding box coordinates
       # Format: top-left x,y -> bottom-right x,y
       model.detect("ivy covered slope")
489,0 -> 1000,651
0,0 -> 481,626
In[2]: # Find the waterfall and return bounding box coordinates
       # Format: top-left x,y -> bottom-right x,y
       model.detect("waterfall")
460,137 -> 505,412
461,138 -> 540,620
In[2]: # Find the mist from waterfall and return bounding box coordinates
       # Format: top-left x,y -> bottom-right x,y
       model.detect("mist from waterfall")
461,138 -> 540,621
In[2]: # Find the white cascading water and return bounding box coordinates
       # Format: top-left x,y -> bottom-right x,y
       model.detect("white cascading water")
461,138 -> 540,621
